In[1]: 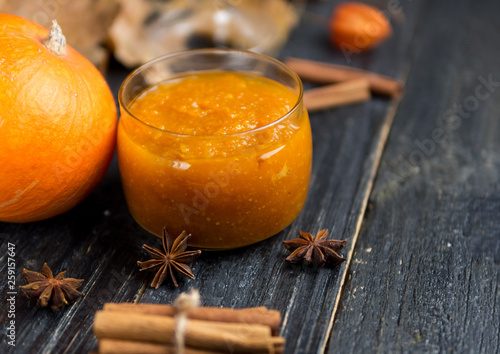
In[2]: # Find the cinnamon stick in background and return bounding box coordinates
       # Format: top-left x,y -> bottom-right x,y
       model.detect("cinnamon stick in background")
286,57 -> 403,97
103,303 -> 281,335
303,78 -> 370,112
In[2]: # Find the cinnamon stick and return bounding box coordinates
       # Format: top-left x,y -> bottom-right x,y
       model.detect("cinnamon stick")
286,57 -> 403,97
93,311 -> 278,353
303,78 -> 370,112
98,339 -> 284,354
103,303 -> 281,335
98,339 -> 219,354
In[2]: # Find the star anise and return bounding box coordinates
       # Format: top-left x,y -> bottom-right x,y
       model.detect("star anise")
19,263 -> 84,311
283,229 -> 347,267
137,228 -> 202,288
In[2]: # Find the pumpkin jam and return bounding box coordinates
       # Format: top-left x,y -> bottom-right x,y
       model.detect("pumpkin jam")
118,71 -> 312,249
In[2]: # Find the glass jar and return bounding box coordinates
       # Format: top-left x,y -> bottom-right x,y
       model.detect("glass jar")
118,48 -> 312,249
109,0 -> 303,67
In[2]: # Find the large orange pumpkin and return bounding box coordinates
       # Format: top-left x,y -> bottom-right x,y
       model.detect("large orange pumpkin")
0,14 -> 117,222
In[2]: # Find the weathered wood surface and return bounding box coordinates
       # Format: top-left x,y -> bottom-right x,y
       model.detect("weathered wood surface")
4,0 -> 496,353
329,0 -> 500,353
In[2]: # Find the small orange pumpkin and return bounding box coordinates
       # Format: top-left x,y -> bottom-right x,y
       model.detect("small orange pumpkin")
329,2 -> 392,52
0,14 -> 117,222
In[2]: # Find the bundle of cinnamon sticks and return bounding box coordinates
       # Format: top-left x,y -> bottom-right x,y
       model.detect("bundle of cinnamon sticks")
287,57 -> 404,112
93,302 -> 284,353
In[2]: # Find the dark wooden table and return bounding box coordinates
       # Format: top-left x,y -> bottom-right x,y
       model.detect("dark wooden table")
1,0 -> 499,353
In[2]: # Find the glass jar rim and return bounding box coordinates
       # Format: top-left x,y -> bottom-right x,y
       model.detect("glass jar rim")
118,48 -> 304,138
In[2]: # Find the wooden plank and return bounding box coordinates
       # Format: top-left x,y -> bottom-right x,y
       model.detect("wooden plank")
329,0 -> 500,352
0,1 -> 420,353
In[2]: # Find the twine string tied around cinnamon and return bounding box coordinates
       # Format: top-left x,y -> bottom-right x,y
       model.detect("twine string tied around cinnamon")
173,289 -> 201,354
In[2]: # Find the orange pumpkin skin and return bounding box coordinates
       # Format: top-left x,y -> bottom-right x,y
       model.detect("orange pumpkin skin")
0,14 -> 117,222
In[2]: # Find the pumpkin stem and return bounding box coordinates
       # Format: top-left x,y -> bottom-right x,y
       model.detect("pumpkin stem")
43,20 -> 67,56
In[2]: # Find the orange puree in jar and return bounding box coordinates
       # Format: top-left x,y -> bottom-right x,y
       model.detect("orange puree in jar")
118,71 -> 312,249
